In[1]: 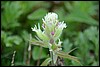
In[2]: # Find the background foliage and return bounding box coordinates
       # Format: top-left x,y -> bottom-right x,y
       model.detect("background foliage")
1,1 -> 99,66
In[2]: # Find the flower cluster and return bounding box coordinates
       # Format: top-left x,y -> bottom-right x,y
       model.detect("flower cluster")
31,12 -> 67,50
31,12 -> 67,64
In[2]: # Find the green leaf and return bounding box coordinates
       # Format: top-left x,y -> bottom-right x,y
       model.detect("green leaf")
19,1 -> 41,13
67,47 -> 78,54
56,51 -> 82,66
40,57 -> 52,66
36,27 -> 49,42
13,36 -> 22,45
28,8 -> 48,20
84,26 -> 98,42
72,1 -> 97,15
30,38 -> 48,48
71,60 -> 81,66
1,2 -> 21,30
63,39 -> 73,53
1,31 -> 7,40
6,42 -> 13,47
32,46 -> 47,60
65,1 -> 98,26
66,11 -> 98,26
54,7 -> 65,21
4,36 -> 22,47
21,30 -> 29,41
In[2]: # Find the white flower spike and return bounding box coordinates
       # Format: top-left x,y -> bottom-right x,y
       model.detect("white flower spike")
43,12 -> 58,23
31,12 -> 81,66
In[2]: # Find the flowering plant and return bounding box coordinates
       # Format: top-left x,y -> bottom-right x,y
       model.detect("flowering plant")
31,12 -> 82,66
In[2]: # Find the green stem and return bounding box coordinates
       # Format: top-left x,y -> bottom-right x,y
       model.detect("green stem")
50,51 -> 54,66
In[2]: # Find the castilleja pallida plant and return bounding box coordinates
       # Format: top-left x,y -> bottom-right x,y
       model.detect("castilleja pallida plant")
31,12 -> 82,66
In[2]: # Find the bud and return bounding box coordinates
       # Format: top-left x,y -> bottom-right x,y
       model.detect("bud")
51,31 -> 55,35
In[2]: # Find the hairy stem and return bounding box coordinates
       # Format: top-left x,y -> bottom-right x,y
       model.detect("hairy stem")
50,51 -> 54,66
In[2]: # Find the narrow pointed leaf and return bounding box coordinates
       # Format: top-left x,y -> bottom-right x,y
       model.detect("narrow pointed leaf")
56,51 -> 82,66
67,47 -> 78,54
40,57 -> 52,66
36,29 -> 49,42
29,38 -> 48,48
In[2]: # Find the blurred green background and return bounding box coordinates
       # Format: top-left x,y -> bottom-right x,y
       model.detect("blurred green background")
1,1 -> 99,66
